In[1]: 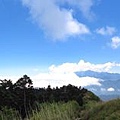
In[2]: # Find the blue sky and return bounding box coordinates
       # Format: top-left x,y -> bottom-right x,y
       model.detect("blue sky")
1,0 -> 120,88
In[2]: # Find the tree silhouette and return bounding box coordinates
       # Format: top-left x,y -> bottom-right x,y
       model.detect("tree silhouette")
13,75 -> 33,89
0,79 -> 13,89
0,75 -> 100,119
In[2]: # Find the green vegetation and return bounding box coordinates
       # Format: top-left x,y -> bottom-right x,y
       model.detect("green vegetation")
0,98 -> 120,120
0,101 -> 80,120
1,99 -> 120,120
80,99 -> 120,120
29,101 -> 80,120
0,75 -> 100,119
0,75 -> 120,120
0,107 -> 21,120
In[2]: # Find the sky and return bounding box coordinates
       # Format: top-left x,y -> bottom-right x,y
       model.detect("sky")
1,0 -> 120,88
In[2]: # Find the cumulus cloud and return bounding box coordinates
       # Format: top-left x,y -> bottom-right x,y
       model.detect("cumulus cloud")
1,60 -> 120,88
49,60 -> 119,73
107,87 -> 115,92
96,26 -> 116,36
32,73 -> 101,88
49,59 -> 120,74
111,36 -> 120,49
31,60 -> 120,88
21,0 -> 90,40
57,0 -> 95,20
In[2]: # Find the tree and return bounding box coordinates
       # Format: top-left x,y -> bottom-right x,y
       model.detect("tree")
0,79 -> 13,90
13,75 -> 33,89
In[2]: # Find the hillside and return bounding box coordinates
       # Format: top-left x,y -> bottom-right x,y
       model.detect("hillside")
0,75 -> 120,120
81,98 -> 120,120
0,75 -> 100,119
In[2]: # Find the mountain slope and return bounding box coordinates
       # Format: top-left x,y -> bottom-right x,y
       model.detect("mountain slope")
81,99 -> 120,120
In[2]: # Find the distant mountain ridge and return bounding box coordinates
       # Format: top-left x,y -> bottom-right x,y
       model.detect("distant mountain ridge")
99,94 -> 120,101
75,70 -> 120,100
76,70 -> 120,81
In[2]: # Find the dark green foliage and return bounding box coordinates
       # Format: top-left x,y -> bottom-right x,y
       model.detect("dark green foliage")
0,75 -> 100,119
0,75 -> 35,119
0,107 -> 21,120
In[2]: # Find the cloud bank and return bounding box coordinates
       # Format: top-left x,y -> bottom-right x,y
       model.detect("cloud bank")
21,0 -> 90,40
31,60 -> 120,88
1,60 -> 120,88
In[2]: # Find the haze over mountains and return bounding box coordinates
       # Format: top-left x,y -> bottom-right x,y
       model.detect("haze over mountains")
76,70 -> 120,100
76,70 -> 120,81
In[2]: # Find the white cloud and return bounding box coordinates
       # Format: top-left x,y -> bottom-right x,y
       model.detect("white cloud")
77,60 -> 117,72
58,0 -> 95,20
32,73 -> 101,88
107,87 -> 115,92
48,60 -> 114,73
96,26 -> 116,35
1,60 -> 120,88
21,0 -> 90,40
111,36 -> 120,49
76,0 -> 94,20
31,60 -> 120,88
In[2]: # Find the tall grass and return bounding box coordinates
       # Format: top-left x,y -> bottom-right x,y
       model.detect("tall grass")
0,99 -> 120,120
0,107 -> 21,120
81,98 -> 120,120
0,101 -> 80,120
29,101 -> 80,120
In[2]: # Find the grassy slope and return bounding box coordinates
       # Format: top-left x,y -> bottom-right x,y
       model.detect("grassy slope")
0,99 -> 120,120
28,98 -> 120,120
29,101 -> 80,120
81,99 -> 120,120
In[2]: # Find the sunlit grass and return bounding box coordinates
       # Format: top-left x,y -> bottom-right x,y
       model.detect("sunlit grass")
1,99 -> 120,120
81,98 -> 120,120
29,101 -> 80,120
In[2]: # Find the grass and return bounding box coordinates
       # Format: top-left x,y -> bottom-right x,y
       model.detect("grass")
29,101 -> 80,120
1,99 -> 120,120
0,101 -> 80,120
0,107 -> 21,120
81,98 -> 120,120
